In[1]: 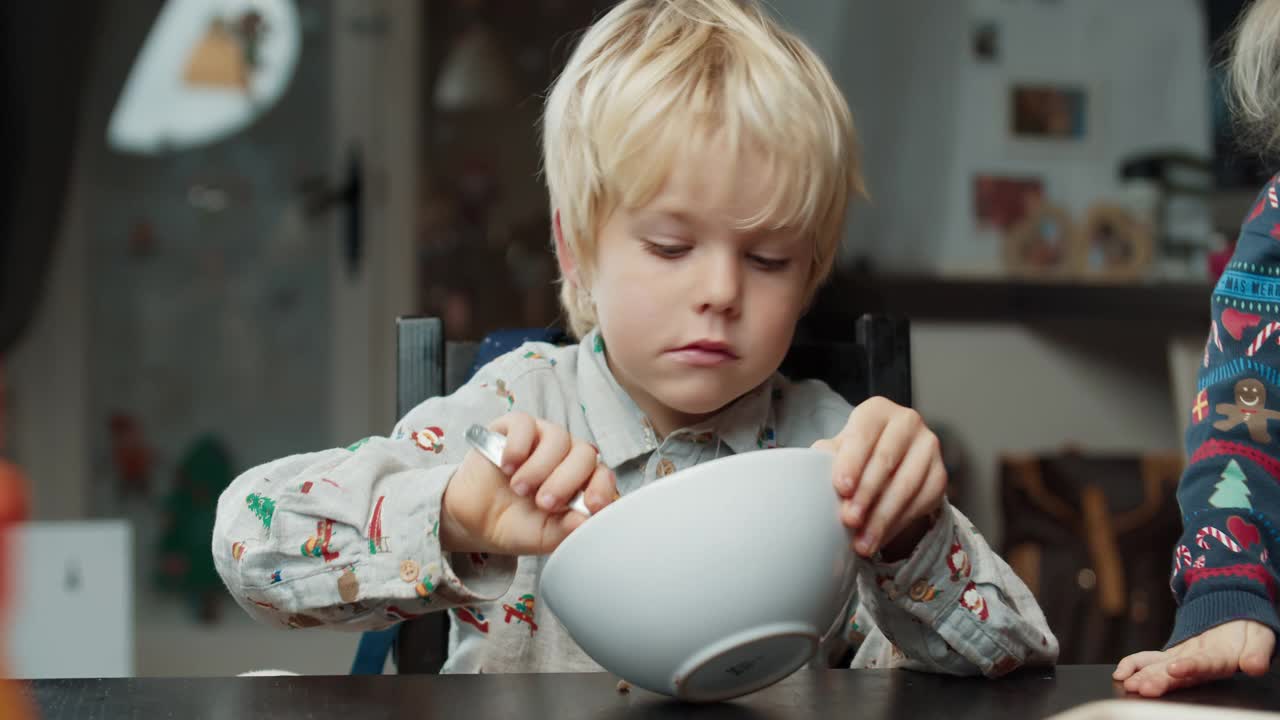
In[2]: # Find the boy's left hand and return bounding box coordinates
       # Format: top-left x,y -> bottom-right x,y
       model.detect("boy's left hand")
1113,620 -> 1275,697
812,397 -> 947,559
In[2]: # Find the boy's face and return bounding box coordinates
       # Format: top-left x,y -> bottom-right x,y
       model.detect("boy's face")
583,144 -> 812,436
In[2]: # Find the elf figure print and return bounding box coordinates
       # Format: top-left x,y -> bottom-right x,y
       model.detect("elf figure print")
503,593 -> 539,635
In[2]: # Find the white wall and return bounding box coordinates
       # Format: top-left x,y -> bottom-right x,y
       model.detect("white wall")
775,0 -> 1205,541
910,322 -> 1182,542
785,0 -> 1211,274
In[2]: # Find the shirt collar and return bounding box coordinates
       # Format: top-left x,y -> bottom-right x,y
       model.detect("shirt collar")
576,329 -> 778,468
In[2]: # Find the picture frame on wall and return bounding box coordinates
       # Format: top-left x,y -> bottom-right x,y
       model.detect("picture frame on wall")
973,174 -> 1044,232
1077,204 -> 1152,281
1004,78 -> 1102,160
1002,202 -> 1079,278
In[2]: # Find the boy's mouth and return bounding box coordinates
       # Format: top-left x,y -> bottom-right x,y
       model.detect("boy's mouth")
667,340 -> 739,367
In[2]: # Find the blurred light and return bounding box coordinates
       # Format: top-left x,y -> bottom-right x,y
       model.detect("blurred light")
434,23 -> 516,111
107,0 -> 300,155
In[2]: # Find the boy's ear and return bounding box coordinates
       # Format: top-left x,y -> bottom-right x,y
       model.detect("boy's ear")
553,209 -> 580,287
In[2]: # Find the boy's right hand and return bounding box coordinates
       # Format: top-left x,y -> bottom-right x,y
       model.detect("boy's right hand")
439,412 -> 617,556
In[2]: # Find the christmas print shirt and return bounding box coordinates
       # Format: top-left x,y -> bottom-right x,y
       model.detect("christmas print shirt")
213,331 -> 1058,676
1169,174 -> 1280,646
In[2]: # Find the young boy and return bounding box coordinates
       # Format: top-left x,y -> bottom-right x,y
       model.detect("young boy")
213,0 -> 1057,677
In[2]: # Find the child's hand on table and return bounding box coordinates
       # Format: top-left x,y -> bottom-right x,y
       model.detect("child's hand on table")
813,397 -> 947,561
1113,620 -> 1275,697
440,412 -> 617,555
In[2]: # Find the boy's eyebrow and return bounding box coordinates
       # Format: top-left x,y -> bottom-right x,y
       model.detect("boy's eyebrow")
634,209 -> 697,226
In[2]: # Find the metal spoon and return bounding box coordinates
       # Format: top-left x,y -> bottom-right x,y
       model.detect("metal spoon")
465,424 -> 592,516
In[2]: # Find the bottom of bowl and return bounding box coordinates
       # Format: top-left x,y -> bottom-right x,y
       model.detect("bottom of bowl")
669,621 -> 818,702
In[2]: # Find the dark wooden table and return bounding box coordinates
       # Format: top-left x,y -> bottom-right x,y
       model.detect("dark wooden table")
24,665 -> 1280,719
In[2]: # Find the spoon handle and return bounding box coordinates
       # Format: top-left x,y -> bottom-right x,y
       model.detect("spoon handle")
464,424 -> 591,516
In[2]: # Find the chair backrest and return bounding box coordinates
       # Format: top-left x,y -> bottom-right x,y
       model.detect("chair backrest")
999,451 -> 1183,664
388,313 -> 912,674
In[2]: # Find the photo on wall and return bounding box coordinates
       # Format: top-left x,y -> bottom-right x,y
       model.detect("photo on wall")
1010,84 -> 1087,140
973,174 -> 1043,231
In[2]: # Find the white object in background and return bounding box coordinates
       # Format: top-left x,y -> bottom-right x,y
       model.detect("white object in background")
1046,699 -> 1280,719
1167,334 -> 1207,456
6,521 -> 133,678
433,22 -> 516,111
107,0 -> 301,154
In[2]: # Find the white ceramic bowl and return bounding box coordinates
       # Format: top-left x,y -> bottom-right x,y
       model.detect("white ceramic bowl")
540,448 -> 859,702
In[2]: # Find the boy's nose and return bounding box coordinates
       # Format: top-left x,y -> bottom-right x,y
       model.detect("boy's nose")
696,253 -> 742,315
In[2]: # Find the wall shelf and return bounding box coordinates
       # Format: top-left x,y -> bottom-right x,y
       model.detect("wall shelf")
807,273 -> 1213,334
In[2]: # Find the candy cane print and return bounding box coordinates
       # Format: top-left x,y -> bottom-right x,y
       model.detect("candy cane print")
1196,526 -> 1243,552
1175,545 -> 1193,570
1212,320 -> 1224,352
1246,321 -> 1280,357
1193,555 -> 1206,568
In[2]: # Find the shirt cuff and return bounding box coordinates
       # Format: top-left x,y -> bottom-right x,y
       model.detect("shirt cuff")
863,500 -> 971,624
420,464 -> 518,603
341,463 -> 516,610
1167,589 -> 1280,650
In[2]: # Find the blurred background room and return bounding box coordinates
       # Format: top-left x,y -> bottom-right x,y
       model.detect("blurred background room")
0,0 -> 1263,678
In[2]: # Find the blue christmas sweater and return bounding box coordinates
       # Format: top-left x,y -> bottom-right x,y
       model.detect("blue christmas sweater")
1171,175 -> 1280,647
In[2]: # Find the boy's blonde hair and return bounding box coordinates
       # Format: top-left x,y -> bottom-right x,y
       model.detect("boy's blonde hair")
542,0 -> 864,338
1230,0 -> 1280,160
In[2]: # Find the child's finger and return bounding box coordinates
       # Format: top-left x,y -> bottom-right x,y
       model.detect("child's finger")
1240,625 -> 1275,676
1127,667 -> 1179,698
1167,652 -> 1233,681
854,433 -> 934,554
491,412 -> 537,475
811,438 -> 838,455
1114,651 -> 1164,680
509,421 -> 570,494
537,505 -> 587,553
831,400 -> 891,497
535,441 -> 598,512
583,463 -> 617,514
845,409 -> 921,528
880,456 -> 946,549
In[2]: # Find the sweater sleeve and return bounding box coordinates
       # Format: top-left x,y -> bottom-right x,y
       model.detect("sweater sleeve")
1167,175 -> 1280,647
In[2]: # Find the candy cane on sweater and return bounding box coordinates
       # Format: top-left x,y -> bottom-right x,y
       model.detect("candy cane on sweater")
1212,319 -> 1224,352
1196,526 -> 1243,553
1175,544 -> 1193,570
1246,321 -> 1280,357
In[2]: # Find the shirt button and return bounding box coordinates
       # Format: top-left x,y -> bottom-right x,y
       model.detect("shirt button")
400,559 -> 421,583
909,579 -> 937,602
656,458 -> 676,477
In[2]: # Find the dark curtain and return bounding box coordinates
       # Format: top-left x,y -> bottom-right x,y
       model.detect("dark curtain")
0,4 -> 104,354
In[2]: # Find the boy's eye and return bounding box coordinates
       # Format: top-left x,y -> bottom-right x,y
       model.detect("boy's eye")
748,254 -> 791,271
643,240 -> 690,259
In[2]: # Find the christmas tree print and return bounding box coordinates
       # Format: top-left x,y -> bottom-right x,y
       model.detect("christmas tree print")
246,492 -> 276,528
1210,459 -> 1253,510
